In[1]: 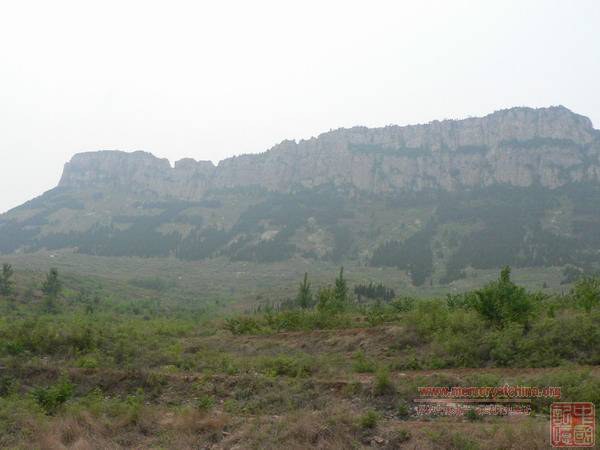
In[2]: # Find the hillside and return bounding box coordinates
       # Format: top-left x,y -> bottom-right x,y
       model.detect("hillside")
0,266 -> 598,449
2,106 -> 600,287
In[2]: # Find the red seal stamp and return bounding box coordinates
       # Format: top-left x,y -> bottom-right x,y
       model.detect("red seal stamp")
551,402 -> 595,447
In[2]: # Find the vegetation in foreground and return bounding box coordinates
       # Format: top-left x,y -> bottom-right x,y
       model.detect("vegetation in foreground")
0,264 -> 598,448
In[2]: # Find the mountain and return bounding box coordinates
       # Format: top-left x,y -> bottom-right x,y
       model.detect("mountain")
2,105 -> 600,286
59,105 -> 599,195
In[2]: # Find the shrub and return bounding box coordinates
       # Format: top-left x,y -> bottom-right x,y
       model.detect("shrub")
366,304 -> 386,327
485,322 -> 527,367
220,356 -> 240,375
352,351 -> 376,373
373,367 -> 395,396
359,410 -> 379,429
389,429 -> 411,445
342,381 -> 363,397
391,296 -> 416,312
572,276 -> 600,312
3,341 -> 24,356
446,292 -> 476,310
224,316 -> 262,335
32,378 -> 75,415
396,400 -> 410,419
261,355 -> 313,378
316,286 -> 337,313
405,299 -> 449,339
124,388 -> 146,424
472,266 -> 534,328
196,394 -> 215,411
466,408 -> 481,421
431,309 -> 488,367
271,310 -> 305,332
0,376 -> 16,397
75,355 -> 99,369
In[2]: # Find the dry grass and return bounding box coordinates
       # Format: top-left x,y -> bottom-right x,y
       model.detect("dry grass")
219,406 -> 363,450
26,406 -> 232,450
2,318 -> 595,449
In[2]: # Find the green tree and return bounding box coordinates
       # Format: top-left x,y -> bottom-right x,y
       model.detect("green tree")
316,286 -> 335,312
472,266 -> 533,328
333,266 -> 349,311
42,268 -> 62,312
296,272 -> 313,309
572,276 -> 600,312
0,263 -> 14,296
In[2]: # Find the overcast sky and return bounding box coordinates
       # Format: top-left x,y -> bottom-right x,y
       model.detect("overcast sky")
1,0 -> 599,213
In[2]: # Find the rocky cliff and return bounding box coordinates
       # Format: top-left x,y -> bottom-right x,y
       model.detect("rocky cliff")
59,106 -> 600,198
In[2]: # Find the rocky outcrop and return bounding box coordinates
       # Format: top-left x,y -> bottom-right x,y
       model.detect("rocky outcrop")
58,106 -> 600,198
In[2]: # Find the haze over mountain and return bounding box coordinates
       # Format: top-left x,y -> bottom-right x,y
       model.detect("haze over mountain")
2,106 -> 600,286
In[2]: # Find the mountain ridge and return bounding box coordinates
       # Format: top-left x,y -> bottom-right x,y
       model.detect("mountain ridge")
3,105 -> 600,287
58,105 -> 600,198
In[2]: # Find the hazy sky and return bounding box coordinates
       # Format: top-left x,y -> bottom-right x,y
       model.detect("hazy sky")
1,0 -> 599,213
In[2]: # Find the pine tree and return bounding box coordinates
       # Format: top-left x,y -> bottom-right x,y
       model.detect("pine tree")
296,272 -> 312,309
42,268 -> 62,299
500,265 -> 511,283
0,264 -> 14,296
334,266 -> 348,311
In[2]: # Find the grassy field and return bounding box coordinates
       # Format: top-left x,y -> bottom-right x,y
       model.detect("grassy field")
0,261 -> 598,448
0,250 -> 570,309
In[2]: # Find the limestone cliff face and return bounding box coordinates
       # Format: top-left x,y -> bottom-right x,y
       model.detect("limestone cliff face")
58,106 -> 600,197
60,151 -> 216,199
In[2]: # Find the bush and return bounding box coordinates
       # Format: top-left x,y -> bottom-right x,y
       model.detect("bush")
0,376 -> 16,397
352,351 -> 376,373
196,394 -> 215,411
446,292 -> 476,310
261,355 -> 314,378
75,355 -> 99,369
373,367 -> 395,396
572,276 -> 600,312
472,266 -> 534,328
391,296 -> 416,312
466,408 -> 481,422
405,299 -> 449,339
224,316 -> 262,335
366,304 -> 387,327
316,286 -> 337,313
397,400 -> 410,419
220,356 -> 240,375
359,410 -> 379,429
32,378 -> 75,415
431,309 -> 488,367
389,429 -> 411,445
